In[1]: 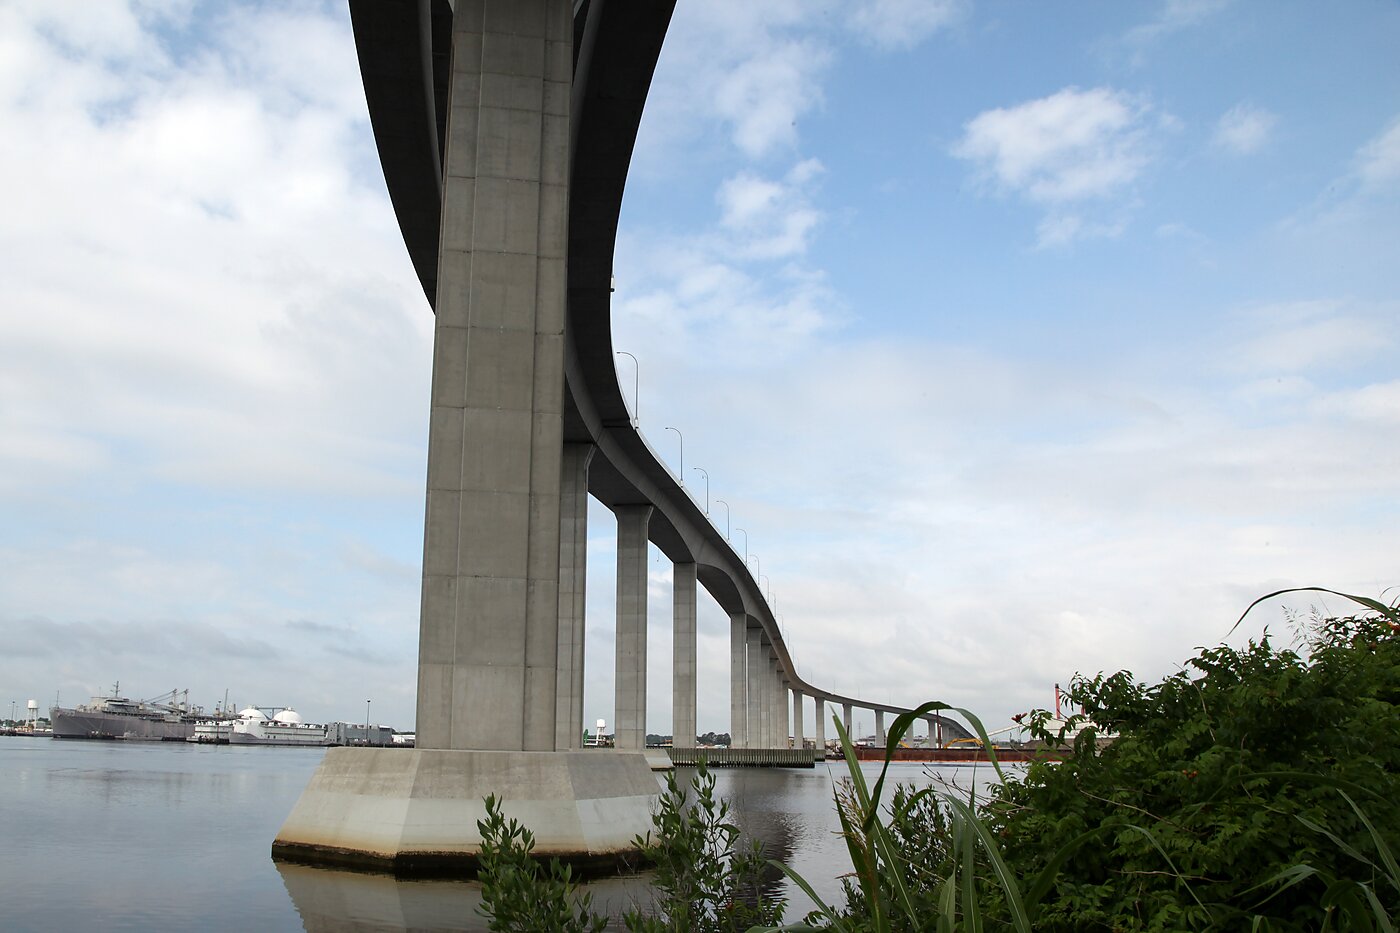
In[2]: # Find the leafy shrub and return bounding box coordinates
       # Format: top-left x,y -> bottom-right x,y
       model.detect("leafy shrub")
986,604 -> 1400,931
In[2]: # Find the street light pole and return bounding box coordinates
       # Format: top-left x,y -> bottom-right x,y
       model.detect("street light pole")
715,499 -> 730,538
665,426 -> 683,484
749,554 -> 760,582
692,467 -> 709,513
735,527 -> 748,566
615,351 -> 639,426
366,699 -> 372,746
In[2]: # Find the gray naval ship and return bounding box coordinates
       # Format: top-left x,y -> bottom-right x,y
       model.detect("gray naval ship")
50,685 -> 217,741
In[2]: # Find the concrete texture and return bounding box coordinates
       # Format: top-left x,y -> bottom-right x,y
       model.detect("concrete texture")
555,443 -> 593,749
614,505 -> 652,750
875,710 -> 886,745
768,655 -> 781,748
843,704 -> 853,740
791,689 -> 803,749
729,612 -> 747,748
273,747 -> 659,875
746,628 -> 763,748
417,0 -> 571,752
814,697 -> 826,755
671,561 -> 697,748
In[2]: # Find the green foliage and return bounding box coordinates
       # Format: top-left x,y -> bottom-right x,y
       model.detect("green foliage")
769,703 -> 1053,932
626,761 -> 785,932
986,611 -> 1400,931
475,794 -> 609,932
475,764 -> 783,932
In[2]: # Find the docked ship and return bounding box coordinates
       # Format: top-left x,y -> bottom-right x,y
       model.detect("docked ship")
228,707 -> 329,747
224,706 -> 400,747
50,685 -> 220,741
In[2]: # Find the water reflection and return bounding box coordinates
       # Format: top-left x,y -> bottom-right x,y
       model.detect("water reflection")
277,862 -> 657,932
275,762 -> 1015,931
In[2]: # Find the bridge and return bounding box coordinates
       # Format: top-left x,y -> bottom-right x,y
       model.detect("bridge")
273,0 -> 969,875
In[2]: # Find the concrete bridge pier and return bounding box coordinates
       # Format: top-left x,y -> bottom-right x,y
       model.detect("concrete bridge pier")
791,689 -> 803,750
777,674 -> 789,747
614,505 -> 653,751
814,697 -> 826,756
746,628 -> 764,747
875,710 -> 886,746
729,612 -> 747,747
555,443 -> 593,749
768,656 -> 783,747
672,561 -> 697,748
843,704 -> 853,740
273,0 -> 659,874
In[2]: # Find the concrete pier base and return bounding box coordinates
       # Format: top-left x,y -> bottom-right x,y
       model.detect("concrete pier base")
272,748 -> 659,876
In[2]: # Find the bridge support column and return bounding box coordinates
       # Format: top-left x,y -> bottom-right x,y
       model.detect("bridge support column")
770,657 -> 783,748
813,697 -> 826,757
555,443 -> 594,749
615,505 -> 653,751
672,562 -> 697,748
875,710 -> 886,746
778,673 -> 790,748
842,704 -> 853,741
274,0 -> 658,874
729,612 -> 747,748
791,689 -> 803,750
746,628 -> 763,748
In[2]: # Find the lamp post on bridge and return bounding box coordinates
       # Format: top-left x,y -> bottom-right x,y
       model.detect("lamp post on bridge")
664,426 -> 683,484
365,699 -> 371,747
715,499 -> 730,539
616,351 -> 639,426
735,527 -> 748,566
692,467 -> 708,514
749,553 -> 760,582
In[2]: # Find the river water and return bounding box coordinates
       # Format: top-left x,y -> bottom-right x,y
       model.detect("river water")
0,736 -> 1015,931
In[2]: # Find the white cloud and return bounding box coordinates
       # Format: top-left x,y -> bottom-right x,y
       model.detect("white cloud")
849,0 -> 964,50
639,2 -> 832,163
953,87 -> 1153,245
1213,103 -> 1277,155
1231,301 -> 1393,374
1313,380 -> 1400,424
954,87 -> 1152,203
716,159 -> 824,259
1355,116 -> 1400,189
1123,0 -> 1232,50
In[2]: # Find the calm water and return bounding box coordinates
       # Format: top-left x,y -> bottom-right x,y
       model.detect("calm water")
0,736 -> 1012,931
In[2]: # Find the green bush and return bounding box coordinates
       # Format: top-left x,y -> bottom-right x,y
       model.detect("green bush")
475,763 -> 784,932
985,606 -> 1400,931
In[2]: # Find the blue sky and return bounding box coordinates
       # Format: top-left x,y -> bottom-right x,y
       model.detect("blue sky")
1,0 -> 1396,736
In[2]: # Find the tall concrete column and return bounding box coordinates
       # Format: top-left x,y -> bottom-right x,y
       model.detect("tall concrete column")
554,443 -> 593,749
791,689 -> 803,750
415,0 -> 575,753
746,628 -> 763,747
277,1 -> 661,874
729,612 -> 747,748
875,710 -> 886,746
778,671 -> 789,748
842,703 -> 853,740
769,657 -> 783,748
813,697 -> 826,757
614,505 -> 653,751
672,562 -> 697,748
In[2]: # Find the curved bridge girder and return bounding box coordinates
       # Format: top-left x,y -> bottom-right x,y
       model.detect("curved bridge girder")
347,0 -> 969,741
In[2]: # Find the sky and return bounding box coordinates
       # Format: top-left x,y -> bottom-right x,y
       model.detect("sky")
2,1 -> 1397,737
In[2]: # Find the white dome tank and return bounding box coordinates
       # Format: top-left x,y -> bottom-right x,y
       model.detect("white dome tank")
272,708 -> 303,725
238,707 -> 268,721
